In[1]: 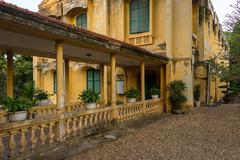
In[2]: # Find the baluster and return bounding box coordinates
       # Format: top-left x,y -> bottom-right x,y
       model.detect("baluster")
72,118 -> 78,137
49,122 -> 55,144
0,133 -> 4,159
40,125 -> 46,145
94,113 -> 99,132
78,116 -> 83,134
66,119 -> 72,138
20,129 -> 27,153
30,126 -> 37,151
99,113 -> 103,129
8,131 -> 17,158
89,114 -> 94,134
84,115 -> 89,135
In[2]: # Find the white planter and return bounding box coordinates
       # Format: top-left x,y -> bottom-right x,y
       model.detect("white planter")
37,99 -> 52,106
195,101 -> 201,108
8,111 -> 27,122
86,103 -> 97,109
127,98 -> 136,103
152,95 -> 159,99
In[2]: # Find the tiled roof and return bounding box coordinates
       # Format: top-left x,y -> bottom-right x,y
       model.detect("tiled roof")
0,1 -> 169,62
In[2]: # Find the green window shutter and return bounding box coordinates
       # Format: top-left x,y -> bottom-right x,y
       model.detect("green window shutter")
130,0 -> 149,34
76,13 -> 87,29
87,70 -> 94,91
94,70 -> 100,93
54,72 -> 57,94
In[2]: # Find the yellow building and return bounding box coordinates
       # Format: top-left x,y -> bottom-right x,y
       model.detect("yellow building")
33,0 -> 227,108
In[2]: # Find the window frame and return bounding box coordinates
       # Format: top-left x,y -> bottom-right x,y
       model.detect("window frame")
129,0 -> 150,34
87,69 -> 101,94
76,13 -> 87,29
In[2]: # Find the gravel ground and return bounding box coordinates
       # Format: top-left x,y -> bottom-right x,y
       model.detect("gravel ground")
69,104 -> 240,160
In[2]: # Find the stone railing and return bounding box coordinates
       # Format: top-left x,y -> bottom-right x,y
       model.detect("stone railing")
146,99 -> 164,113
116,101 -> 145,123
29,105 -> 57,119
0,98 -> 163,159
65,102 -> 85,112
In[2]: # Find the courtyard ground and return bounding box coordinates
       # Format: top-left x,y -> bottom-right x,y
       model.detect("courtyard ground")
37,104 -> 240,160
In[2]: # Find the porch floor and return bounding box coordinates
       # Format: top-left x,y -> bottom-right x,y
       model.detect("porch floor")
35,104 -> 240,160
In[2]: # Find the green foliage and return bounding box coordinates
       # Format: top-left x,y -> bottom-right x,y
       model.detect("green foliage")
34,90 -> 49,101
2,97 -> 32,113
150,87 -> 160,96
78,90 -> 101,104
22,81 -> 35,101
194,85 -> 201,101
0,54 -> 6,102
124,88 -> 140,99
168,80 -> 187,110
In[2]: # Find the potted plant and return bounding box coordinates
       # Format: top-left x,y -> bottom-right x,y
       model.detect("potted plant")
194,84 -> 201,108
168,80 -> 187,114
124,88 -> 140,103
2,97 -> 32,122
150,87 -> 160,99
35,89 -> 52,106
78,90 -> 101,109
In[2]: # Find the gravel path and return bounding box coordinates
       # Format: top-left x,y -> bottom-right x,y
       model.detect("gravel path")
69,104 -> 240,160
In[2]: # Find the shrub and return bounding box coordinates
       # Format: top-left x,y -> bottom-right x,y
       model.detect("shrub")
35,90 -> 49,101
168,80 -> 187,110
78,90 -> 101,104
124,88 -> 140,99
194,84 -> 201,101
150,87 -> 160,96
2,97 -> 32,113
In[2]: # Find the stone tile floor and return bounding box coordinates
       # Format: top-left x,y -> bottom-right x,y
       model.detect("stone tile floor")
38,104 -> 240,160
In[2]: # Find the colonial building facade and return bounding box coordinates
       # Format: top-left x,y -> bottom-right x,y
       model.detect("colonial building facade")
35,0 -> 227,107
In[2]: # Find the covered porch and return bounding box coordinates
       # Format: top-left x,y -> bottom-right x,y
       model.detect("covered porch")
0,2 -> 168,159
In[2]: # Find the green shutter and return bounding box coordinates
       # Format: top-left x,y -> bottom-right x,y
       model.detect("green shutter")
130,0 -> 149,34
94,70 -> 100,93
87,70 -> 94,91
76,13 -> 87,29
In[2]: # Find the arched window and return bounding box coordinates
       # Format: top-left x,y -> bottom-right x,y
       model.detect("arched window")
76,13 -> 87,29
130,0 -> 150,34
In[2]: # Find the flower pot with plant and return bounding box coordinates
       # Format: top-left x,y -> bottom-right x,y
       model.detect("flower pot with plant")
150,87 -> 160,99
2,97 -> 32,122
78,90 -> 101,109
124,88 -> 140,103
35,89 -> 52,106
168,80 -> 187,114
194,84 -> 201,108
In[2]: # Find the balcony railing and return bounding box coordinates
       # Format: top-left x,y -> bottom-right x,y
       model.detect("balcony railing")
0,98 -> 163,159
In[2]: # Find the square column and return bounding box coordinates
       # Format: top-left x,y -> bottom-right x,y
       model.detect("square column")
65,59 -> 70,103
101,65 -> 108,105
56,41 -> 64,109
110,54 -> 116,107
7,51 -> 13,98
140,61 -> 145,101
160,65 -> 165,100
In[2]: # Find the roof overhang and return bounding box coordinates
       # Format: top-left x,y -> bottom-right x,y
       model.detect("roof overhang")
0,2 -> 169,67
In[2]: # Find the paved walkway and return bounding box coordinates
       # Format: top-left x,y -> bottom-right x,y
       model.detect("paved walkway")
68,104 -> 240,160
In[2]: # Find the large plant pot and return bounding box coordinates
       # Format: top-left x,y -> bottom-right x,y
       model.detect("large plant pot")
86,103 -> 97,109
127,98 -> 136,103
172,108 -> 182,114
37,99 -> 52,106
8,111 -> 27,122
195,101 -> 201,108
152,95 -> 159,99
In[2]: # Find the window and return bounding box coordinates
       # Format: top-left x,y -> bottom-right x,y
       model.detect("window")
87,69 -> 100,93
76,13 -> 87,29
53,72 -> 57,94
130,0 -> 150,34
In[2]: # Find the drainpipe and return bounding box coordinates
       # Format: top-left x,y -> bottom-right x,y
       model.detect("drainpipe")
205,62 -> 210,106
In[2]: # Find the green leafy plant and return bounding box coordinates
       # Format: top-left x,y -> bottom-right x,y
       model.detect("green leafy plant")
124,88 -> 140,99
194,85 -> 201,101
22,81 -> 36,101
150,87 -> 160,96
2,97 -> 32,113
34,89 -> 49,101
168,80 -> 187,110
78,90 -> 101,104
